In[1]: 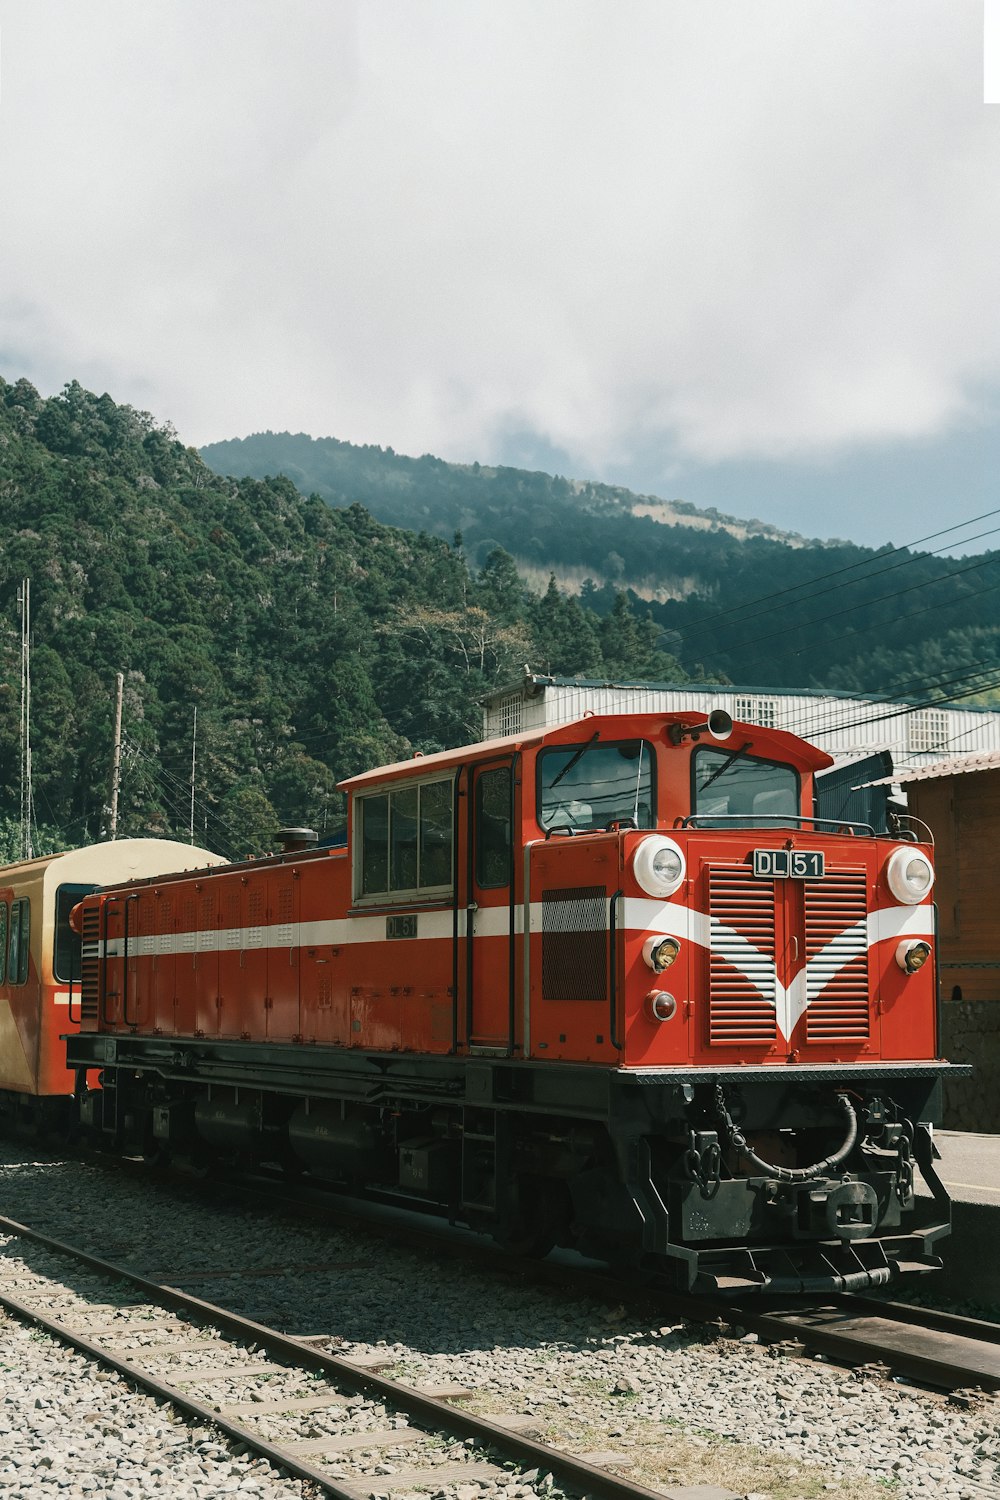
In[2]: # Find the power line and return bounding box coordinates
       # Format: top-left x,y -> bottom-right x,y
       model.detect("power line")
670,506 -> 1000,642
695,549 -> 999,660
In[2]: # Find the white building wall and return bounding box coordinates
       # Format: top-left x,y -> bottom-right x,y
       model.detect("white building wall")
482,681 -> 1000,773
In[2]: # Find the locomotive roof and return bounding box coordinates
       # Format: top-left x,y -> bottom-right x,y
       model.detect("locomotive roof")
339,711 -> 832,791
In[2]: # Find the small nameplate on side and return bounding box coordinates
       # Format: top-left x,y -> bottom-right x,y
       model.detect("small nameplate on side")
387,914 -> 418,939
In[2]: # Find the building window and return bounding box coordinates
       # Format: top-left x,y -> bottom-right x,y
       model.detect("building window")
497,693 -> 522,738
355,777 -> 453,902
734,696 -> 779,729
908,709 -> 949,755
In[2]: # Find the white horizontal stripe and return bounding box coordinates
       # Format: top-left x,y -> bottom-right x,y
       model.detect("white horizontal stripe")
867,905 -> 935,945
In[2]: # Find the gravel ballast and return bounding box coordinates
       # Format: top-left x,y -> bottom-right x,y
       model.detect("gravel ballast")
0,1142 -> 998,1500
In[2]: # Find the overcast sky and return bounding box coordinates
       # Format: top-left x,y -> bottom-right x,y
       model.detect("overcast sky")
1,1 -> 998,549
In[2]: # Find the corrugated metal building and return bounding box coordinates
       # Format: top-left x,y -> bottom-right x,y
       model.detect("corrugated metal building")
482,675 -> 1000,775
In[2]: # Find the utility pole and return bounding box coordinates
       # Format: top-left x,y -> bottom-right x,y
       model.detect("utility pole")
17,578 -> 33,860
109,671 -> 124,840
189,706 -> 198,843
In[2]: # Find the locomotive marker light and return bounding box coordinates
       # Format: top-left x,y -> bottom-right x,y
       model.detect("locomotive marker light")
631,834 -> 686,897
642,934 -> 681,972
646,990 -> 677,1022
895,938 -> 932,974
886,847 -> 935,904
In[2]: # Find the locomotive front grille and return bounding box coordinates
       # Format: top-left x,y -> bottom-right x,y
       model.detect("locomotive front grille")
707,866 -> 777,1045
804,867 -> 870,1042
707,860 -> 872,1048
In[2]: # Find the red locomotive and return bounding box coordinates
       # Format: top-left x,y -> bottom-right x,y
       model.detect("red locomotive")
65,709 -> 964,1293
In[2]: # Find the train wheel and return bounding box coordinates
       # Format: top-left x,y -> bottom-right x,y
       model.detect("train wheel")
493,1174 -> 569,1258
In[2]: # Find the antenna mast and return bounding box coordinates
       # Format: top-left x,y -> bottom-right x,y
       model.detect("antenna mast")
18,578 -> 34,860
189,706 -> 197,843
109,671 -> 124,840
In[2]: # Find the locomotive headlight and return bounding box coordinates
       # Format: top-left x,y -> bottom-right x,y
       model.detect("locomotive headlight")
896,939 -> 932,974
886,847 -> 934,905
632,836 -> 686,898
642,935 -> 681,972
646,990 -> 677,1022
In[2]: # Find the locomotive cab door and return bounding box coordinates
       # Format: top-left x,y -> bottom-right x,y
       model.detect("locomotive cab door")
466,761 -> 517,1053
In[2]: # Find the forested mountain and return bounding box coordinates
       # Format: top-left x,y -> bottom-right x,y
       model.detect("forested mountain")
202,431 -> 1000,702
0,379 -> 682,857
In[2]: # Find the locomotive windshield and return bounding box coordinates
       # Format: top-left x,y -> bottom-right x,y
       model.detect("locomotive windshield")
538,738 -> 655,831
693,747 -> 799,827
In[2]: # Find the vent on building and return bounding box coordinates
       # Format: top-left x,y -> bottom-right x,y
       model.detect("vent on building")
497,693 -> 522,738
734,696 -> 779,729
908,708 -> 949,754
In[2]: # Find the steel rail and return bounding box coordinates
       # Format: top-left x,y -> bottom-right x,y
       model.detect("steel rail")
108,1157 -> 1000,1396
0,1209 -> 669,1500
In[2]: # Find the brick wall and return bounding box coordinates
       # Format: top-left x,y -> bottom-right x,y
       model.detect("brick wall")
939,999 -> 1000,1132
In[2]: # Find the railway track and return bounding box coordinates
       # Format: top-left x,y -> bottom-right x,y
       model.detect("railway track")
185,1166 -> 1000,1397
0,1207 -> 678,1500
8,1143 -> 1000,1405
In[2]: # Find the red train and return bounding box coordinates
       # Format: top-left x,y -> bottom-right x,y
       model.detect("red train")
59,709 -> 964,1293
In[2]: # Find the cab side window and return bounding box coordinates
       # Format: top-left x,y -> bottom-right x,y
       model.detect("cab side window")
0,903 -> 8,985
7,899 -> 30,986
356,777 -> 454,901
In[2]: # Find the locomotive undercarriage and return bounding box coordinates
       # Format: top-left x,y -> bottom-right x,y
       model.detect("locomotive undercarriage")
65,1033 -> 960,1295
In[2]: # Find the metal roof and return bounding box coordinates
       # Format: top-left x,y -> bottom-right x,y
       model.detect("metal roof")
487,673 -> 1000,713
865,749 -> 1000,787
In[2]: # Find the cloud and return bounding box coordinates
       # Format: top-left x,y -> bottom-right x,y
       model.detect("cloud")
0,0 -> 997,493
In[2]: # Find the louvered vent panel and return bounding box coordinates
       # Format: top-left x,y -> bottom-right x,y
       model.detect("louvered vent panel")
80,905 -> 101,1022
707,865 -> 777,1045
804,867 -> 870,1042
541,886 -> 607,1001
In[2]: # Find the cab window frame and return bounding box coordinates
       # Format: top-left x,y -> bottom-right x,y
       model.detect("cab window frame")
353,774 -> 455,906
536,737 -> 657,834
690,746 -> 801,826
475,764 -> 513,889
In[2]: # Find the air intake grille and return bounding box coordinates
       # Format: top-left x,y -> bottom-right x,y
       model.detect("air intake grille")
80,904 -> 101,1022
707,865 -> 777,1045
804,867 -> 870,1042
541,886 -> 607,1001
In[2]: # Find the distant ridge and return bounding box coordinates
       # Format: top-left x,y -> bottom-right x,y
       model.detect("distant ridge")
201,428 -> 1000,702
200,430 -> 833,605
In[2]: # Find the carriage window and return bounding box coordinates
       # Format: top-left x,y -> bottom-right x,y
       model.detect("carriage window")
693,748 -> 799,827
476,767 -> 512,887
357,777 -> 454,900
0,903 -> 7,985
54,884 -> 97,984
538,739 -> 655,832
7,898 -> 30,986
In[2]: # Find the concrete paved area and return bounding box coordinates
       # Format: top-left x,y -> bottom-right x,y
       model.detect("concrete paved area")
932,1129 -> 1000,1205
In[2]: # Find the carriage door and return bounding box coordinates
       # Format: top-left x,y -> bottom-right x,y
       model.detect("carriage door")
468,762 -> 516,1052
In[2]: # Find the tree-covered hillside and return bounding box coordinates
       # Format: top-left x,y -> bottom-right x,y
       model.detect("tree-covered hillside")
0,379 -> 683,856
202,431 -> 1000,702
